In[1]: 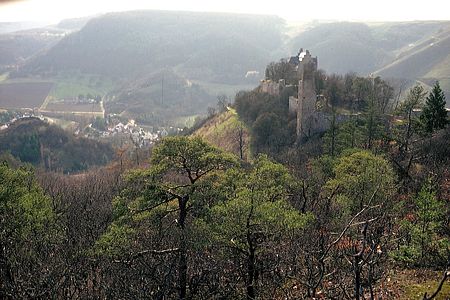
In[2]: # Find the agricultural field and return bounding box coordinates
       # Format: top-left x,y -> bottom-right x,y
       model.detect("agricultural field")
47,73 -> 115,99
0,82 -> 53,109
44,102 -> 103,113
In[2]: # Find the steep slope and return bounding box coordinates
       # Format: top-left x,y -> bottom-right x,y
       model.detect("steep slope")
373,29 -> 450,79
372,23 -> 450,101
0,28 -> 64,71
18,10 -> 284,84
193,109 -> 251,160
290,21 -> 450,76
289,22 -> 385,74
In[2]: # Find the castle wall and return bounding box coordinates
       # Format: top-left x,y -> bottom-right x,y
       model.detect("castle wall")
289,96 -> 298,114
314,112 -> 354,133
260,79 -> 285,96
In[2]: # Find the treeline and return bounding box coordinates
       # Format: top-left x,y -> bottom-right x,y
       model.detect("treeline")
0,118 -> 114,173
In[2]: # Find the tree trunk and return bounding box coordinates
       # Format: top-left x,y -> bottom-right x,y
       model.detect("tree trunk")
246,197 -> 256,300
0,243 -> 14,299
178,196 -> 188,300
246,247 -> 256,300
354,255 -> 361,300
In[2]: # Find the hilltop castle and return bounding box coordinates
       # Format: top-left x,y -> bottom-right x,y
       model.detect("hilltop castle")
260,49 -> 324,140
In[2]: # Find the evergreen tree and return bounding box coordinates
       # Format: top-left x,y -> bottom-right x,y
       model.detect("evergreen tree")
420,81 -> 448,133
394,179 -> 449,267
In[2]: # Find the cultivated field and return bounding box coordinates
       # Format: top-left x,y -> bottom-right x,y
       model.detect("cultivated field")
0,82 -> 53,109
45,102 -> 103,113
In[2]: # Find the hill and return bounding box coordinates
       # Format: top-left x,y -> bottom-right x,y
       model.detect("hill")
289,21 -> 450,75
289,22 -> 384,74
17,10 -> 284,83
289,21 -> 450,103
372,23 -> 450,100
106,70 -> 214,126
0,28 -> 65,72
193,108 -> 251,160
8,15 -> 450,126
10,10 -> 285,125
0,118 -> 114,173
0,21 -> 50,34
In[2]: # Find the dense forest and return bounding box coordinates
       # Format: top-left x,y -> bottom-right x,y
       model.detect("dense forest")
15,11 -> 284,83
0,118 -> 114,172
1,55 -> 449,299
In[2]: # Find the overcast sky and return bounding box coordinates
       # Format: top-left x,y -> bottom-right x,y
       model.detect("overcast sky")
1,0 -> 449,23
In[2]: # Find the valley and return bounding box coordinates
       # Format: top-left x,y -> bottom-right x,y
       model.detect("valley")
0,9 -> 449,299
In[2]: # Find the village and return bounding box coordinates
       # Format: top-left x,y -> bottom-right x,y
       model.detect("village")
0,110 -> 183,148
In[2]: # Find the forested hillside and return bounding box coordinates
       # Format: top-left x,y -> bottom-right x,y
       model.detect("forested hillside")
0,28 -> 64,72
16,10 -> 284,83
0,118 -> 114,172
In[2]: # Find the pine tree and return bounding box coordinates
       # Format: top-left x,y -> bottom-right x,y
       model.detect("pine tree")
420,81 -> 448,133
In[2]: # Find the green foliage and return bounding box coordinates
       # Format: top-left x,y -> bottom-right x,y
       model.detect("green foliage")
0,163 -> 59,296
309,155 -> 337,185
325,150 -> 396,215
235,90 -> 286,126
16,133 -> 40,163
323,117 -> 366,156
199,154 -> 311,243
420,81 -> 448,134
394,84 -> 427,152
394,179 -> 449,267
197,154 -> 312,282
0,164 -> 55,239
234,90 -> 294,154
93,223 -> 135,257
0,118 -> 114,172
252,112 -> 287,152
201,196 -> 310,252
96,136 -> 238,255
150,136 -> 238,185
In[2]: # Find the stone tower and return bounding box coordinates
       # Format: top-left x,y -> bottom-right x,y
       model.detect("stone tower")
296,50 -> 318,138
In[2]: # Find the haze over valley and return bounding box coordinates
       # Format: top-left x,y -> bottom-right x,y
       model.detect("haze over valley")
1,3 -> 450,299
1,11 -> 450,130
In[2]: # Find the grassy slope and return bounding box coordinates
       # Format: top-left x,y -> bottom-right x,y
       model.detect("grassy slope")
386,269 -> 450,299
193,108 -> 251,160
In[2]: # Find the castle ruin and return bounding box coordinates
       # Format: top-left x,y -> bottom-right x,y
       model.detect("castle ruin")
261,49 -> 322,140
290,49 -> 319,138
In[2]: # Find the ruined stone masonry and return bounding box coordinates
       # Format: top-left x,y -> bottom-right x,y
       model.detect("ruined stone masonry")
292,50 -> 319,138
261,49 -> 321,139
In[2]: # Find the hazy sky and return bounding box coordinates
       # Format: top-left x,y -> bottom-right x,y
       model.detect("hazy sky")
1,0 -> 449,23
